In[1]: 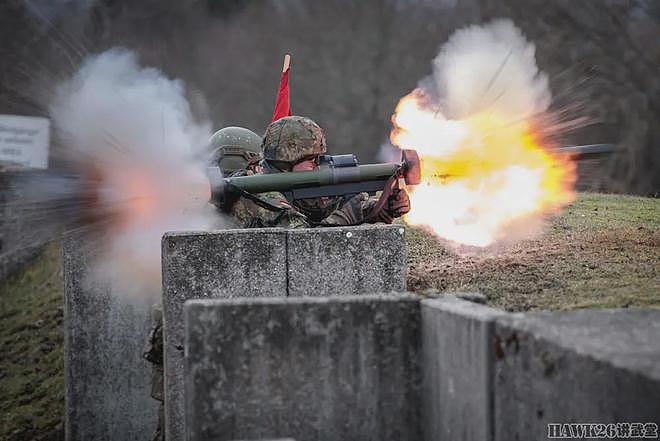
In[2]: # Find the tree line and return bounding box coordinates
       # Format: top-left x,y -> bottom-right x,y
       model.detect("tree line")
0,0 -> 658,194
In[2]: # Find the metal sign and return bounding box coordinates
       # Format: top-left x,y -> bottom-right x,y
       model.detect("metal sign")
0,114 -> 50,169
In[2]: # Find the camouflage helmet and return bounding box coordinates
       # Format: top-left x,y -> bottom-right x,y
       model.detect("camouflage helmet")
262,116 -> 327,164
207,126 -> 262,173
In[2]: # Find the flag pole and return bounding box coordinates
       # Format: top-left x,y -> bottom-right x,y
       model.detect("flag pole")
282,54 -> 291,72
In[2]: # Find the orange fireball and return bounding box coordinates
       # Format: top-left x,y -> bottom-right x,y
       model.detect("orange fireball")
391,90 -> 576,247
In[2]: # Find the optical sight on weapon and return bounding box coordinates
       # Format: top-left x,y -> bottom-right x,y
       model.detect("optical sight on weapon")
208,149 -> 420,207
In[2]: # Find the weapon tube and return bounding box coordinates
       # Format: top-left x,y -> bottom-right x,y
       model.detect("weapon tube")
208,149 -> 420,205
555,144 -> 615,160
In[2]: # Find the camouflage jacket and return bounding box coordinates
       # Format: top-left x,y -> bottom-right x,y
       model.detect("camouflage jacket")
221,167 -> 384,228
228,191 -> 309,228
143,304 -> 164,401
227,190 -> 380,228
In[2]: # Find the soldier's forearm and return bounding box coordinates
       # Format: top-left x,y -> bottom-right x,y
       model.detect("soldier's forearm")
319,193 -> 371,226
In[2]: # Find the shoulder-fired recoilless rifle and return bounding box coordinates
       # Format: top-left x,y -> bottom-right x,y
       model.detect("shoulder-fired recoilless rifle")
206,143 -> 615,208
207,149 -> 421,207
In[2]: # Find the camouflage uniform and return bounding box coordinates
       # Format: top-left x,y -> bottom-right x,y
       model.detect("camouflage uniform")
227,190 -> 309,228
143,305 -> 164,441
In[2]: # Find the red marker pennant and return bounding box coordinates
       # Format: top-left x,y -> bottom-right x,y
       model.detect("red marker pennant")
272,54 -> 292,122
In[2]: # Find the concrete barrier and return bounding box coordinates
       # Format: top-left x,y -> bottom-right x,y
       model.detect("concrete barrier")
179,292 -> 660,441
421,295 -> 506,441
184,295 -> 422,441
420,299 -> 660,440
66,219 -> 660,441
493,309 -> 660,440
63,234 -> 157,441
72,224 -> 660,441
161,229 -> 288,441
286,225 -> 406,296
161,225 -> 407,440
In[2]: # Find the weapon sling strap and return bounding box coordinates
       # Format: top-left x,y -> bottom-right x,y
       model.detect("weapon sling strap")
226,183 -> 289,213
226,183 -> 311,227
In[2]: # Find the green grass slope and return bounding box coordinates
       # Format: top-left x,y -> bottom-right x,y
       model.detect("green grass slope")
407,193 -> 660,311
0,244 -> 63,441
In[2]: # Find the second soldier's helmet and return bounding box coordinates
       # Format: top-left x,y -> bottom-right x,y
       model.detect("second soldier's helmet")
262,116 -> 326,165
207,126 -> 262,174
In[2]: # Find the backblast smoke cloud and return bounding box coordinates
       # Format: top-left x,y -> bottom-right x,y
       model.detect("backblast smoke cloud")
48,48 -> 218,299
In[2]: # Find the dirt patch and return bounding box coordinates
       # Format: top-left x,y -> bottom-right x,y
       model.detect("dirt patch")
406,193 -> 660,311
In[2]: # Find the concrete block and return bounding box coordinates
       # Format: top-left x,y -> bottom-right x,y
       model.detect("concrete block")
184,295 -> 422,441
63,234 -> 157,441
493,309 -> 660,440
421,295 -> 506,441
162,229 -> 288,441
286,224 -> 406,296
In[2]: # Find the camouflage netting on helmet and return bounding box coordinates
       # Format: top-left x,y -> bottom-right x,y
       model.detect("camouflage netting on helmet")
262,116 -> 326,163
208,126 -> 262,173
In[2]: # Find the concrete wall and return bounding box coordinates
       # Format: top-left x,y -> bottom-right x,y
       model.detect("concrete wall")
65,222 -> 660,441
422,298 -> 660,440
162,229 -> 288,441
493,309 -> 660,440
180,294 -> 660,441
184,295 -> 422,441
62,233 -> 157,441
161,224 -> 406,441
286,225 -> 405,296
421,296 -> 505,441
63,225 -> 406,441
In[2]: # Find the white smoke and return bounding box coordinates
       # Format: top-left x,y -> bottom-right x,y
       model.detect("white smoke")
378,141 -> 402,163
431,19 -> 551,119
50,48 -> 219,299
51,48 -> 210,165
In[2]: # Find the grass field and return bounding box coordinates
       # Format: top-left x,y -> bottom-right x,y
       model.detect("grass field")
407,193 -> 660,311
0,192 -> 658,440
0,245 -> 63,441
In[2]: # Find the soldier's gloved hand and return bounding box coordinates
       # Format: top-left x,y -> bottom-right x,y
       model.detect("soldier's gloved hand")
388,187 -> 410,218
370,187 -> 410,224
320,193 -> 369,226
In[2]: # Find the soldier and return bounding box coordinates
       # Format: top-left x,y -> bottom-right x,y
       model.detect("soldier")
246,115 -> 410,227
207,126 -> 263,176
204,125 -> 309,228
